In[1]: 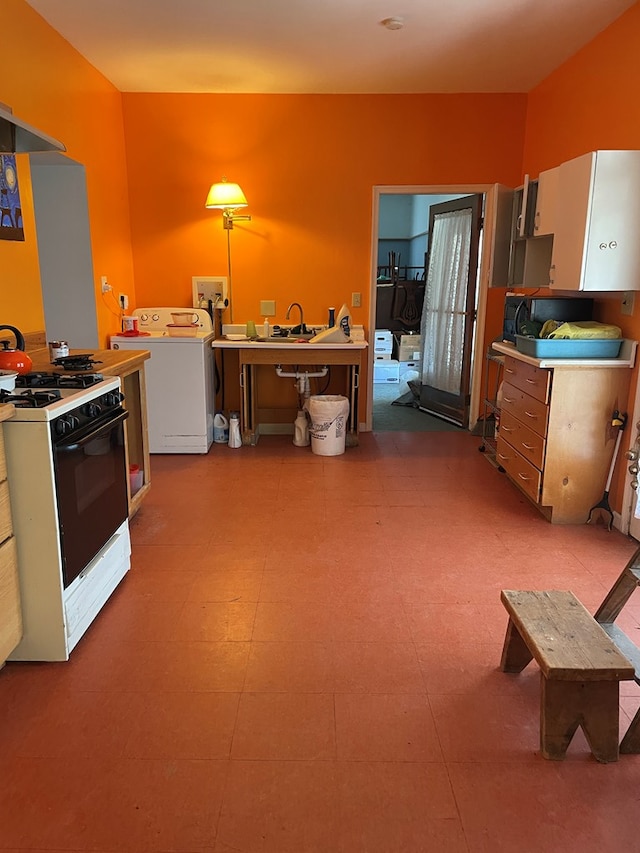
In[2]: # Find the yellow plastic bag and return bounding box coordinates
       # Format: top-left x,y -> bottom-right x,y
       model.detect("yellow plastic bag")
548,321 -> 622,340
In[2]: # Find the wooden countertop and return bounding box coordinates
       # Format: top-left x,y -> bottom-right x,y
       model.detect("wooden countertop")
0,404 -> 16,423
28,347 -> 150,377
492,339 -> 637,369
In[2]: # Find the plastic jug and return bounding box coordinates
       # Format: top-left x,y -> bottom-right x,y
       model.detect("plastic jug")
228,412 -> 242,448
293,410 -> 310,447
213,412 -> 229,444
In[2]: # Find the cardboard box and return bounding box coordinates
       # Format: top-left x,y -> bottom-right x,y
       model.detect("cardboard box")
373,360 -> 400,383
400,334 -> 421,347
399,345 -> 422,361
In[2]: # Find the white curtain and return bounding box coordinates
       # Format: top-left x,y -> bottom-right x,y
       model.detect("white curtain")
420,208 -> 472,393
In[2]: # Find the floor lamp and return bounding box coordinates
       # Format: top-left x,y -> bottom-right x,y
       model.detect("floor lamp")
205,177 -> 251,324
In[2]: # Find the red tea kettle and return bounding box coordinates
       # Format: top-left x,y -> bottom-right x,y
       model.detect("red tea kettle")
0,326 -> 33,375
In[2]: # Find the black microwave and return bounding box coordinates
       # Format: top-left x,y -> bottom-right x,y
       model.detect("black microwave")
503,296 -> 594,343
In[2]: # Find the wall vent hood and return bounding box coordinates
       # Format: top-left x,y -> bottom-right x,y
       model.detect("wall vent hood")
0,103 -> 66,154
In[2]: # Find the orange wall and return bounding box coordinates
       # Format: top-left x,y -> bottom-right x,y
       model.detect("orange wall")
1,0 -> 135,344
122,93 -> 526,328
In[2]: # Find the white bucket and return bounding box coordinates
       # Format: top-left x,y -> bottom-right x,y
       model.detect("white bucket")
308,395 -> 350,456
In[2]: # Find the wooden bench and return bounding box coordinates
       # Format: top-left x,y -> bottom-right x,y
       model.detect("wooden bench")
500,589 -> 635,762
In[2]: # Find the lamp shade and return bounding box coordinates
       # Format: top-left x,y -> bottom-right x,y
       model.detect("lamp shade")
205,180 -> 248,209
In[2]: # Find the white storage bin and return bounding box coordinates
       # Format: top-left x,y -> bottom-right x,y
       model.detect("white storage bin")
373,360 -> 400,383
373,330 -> 393,354
374,353 -> 392,361
400,361 -> 420,382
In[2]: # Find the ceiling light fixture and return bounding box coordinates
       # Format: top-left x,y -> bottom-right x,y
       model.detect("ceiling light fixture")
380,17 -> 404,30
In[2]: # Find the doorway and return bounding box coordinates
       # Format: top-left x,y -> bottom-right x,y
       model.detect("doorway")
369,186 -> 490,432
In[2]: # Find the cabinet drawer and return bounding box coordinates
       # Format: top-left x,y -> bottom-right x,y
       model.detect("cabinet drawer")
0,537 -> 21,662
499,411 -> 546,470
500,381 -> 549,437
503,357 -> 550,403
0,480 -> 13,546
496,436 -> 542,504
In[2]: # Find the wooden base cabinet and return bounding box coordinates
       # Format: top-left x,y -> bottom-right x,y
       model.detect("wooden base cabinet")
0,405 -> 21,665
494,350 -> 632,524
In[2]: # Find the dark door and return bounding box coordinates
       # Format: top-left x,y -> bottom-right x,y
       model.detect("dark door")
418,195 -> 482,428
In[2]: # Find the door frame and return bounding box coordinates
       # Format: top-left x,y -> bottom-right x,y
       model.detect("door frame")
366,183 -> 499,432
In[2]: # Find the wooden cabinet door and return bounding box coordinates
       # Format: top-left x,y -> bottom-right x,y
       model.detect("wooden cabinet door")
533,167 -> 559,237
551,150 -> 640,291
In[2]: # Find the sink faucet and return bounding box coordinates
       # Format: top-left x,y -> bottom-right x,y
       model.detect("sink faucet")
285,302 -> 306,334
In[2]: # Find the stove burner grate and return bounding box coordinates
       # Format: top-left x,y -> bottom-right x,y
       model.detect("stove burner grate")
16,372 -> 105,389
0,389 -> 63,407
53,354 -> 103,372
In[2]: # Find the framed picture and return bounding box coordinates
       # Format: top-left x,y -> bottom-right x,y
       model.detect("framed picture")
0,154 -> 24,241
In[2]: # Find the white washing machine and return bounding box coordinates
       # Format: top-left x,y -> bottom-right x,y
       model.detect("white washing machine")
111,307 -> 215,454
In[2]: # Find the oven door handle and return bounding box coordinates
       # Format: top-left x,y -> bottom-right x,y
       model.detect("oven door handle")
56,409 -> 129,452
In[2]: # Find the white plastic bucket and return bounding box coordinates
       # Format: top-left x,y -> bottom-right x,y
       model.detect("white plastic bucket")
308,395 -> 350,456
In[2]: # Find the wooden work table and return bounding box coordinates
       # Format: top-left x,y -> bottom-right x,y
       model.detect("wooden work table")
212,339 -> 367,445
28,347 -> 151,517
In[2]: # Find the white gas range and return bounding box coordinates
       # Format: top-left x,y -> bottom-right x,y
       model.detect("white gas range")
3,369 -> 131,661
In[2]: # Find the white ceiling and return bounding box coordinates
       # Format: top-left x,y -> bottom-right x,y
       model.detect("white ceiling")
27,0 -> 635,94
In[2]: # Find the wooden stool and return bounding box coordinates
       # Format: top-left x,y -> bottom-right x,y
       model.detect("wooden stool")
500,589 -> 635,762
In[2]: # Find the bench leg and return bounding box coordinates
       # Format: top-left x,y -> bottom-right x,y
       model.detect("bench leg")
500,618 -> 534,673
540,677 -> 620,763
620,705 -> 640,754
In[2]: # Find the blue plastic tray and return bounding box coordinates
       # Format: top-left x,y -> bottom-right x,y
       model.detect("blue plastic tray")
514,336 -> 623,359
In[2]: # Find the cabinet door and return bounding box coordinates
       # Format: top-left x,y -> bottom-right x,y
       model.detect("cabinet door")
533,167 -> 559,237
551,150 -> 640,291
549,152 -> 594,290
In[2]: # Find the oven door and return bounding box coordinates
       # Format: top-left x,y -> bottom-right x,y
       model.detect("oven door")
52,409 -> 129,588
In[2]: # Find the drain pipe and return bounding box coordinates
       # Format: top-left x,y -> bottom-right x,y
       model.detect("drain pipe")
275,365 -> 328,405
275,366 -> 328,381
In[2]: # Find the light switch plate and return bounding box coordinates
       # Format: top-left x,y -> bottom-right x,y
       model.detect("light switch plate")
351,292 -> 362,308
260,299 -> 276,316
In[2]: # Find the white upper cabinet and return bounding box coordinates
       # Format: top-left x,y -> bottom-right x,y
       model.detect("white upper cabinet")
550,150 -> 640,291
533,167 -> 559,237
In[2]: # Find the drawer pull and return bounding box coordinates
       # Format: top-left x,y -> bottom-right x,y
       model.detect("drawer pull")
522,442 -> 535,450
517,472 -> 532,482
501,426 -> 514,433
503,396 -> 514,404
525,378 -> 537,384
497,452 -> 510,462
524,410 -> 538,420
505,367 -> 514,374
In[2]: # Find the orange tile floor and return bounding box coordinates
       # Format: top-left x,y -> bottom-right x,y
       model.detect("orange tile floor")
1,430 -> 640,852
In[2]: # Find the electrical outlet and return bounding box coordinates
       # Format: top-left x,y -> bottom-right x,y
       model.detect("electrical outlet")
100,275 -> 111,294
260,300 -> 276,316
119,293 -> 129,310
622,291 -> 635,316
351,291 -> 362,308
